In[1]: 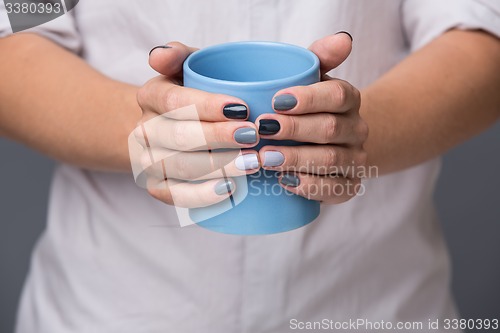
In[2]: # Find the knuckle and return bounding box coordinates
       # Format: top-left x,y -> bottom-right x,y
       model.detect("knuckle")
136,85 -> 150,108
203,94 -> 223,115
211,123 -> 229,146
202,96 -> 214,118
321,116 -> 338,143
332,81 -> 347,108
358,120 -> 369,142
301,87 -> 315,112
357,150 -> 368,168
172,121 -> 190,150
352,86 -> 361,107
173,156 -> 192,180
192,189 -> 206,203
284,148 -> 300,170
211,152 -> 233,171
144,123 -> 159,146
324,148 -> 338,169
285,116 -> 298,138
147,162 -> 165,180
162,85 -> 182,112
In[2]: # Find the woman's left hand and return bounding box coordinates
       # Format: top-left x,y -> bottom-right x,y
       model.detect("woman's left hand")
257,33 -> 369,203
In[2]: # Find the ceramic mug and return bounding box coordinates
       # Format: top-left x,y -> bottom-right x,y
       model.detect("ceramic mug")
183,41 -> 321,235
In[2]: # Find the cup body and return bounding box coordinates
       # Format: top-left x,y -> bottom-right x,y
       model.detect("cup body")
183,41 -> 320,235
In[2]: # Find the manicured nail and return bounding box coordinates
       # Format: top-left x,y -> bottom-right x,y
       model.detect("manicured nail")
273,94 -> 297,111
259,119 -> 281,135
234,128 -> 257,144
214,179 -> 235,196
335,31 -> 353,42
149,45 -> 172,56
263,151 -> 284,167
235,154 -> 259,170
280,174 -> 300,187
223,104 -> 248,120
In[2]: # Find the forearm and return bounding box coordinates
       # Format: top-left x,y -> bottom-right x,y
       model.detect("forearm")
0,33 -> 142,172
362,30 -> 500,175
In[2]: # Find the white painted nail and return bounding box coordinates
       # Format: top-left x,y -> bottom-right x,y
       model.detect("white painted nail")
235,154 -> 259,170
263,151 -> 284,167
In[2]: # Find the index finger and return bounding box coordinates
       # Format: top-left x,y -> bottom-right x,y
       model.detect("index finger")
137,77 -> 249,121
271,79 -> 360,115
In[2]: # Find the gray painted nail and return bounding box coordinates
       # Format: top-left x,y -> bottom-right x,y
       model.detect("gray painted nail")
214,179 -> 235,195
234,128 -> 257,144
274,94 -> 297,111
280,174 -> 300,187
235,154 -> 259,170
263,151 -> 284,167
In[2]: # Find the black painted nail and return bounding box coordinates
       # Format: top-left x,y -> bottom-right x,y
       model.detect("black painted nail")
274,94 -> 297,111
149,45 -> 172,56
214,179 -> 235,196
223,104 -> 248,120
280,174 -> 300,187
335,31 -> 353,42
259,119 -> 281,135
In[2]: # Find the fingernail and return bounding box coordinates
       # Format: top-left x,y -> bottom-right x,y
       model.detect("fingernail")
273,94 -> 297,111
234,128 -> 257,144
235,154 -> 259,171
335,31 -> 353,42
149,45 -> 172,56
223,104 -> 248,120
214,179 -> 235,196
280,174 -> 300,187
263,151 -> 284,167
259,119 -> 281,135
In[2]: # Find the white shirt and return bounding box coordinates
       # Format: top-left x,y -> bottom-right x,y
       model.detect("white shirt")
1,1 -> 499,332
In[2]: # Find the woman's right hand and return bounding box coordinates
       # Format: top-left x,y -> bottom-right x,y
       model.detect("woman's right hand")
132,42 -> 260,208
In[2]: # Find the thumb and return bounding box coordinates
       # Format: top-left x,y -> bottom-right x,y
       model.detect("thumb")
309,32 -> 353,75
148,42 -> 199,77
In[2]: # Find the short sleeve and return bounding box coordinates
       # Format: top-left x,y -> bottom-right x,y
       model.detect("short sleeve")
0,2 -> 82,54
402,0 -> 500,51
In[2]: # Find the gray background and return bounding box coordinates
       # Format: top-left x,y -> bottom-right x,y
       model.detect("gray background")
1,121 -> 499,332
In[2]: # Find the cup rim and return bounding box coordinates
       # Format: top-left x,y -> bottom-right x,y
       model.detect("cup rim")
183,41 -> 320,89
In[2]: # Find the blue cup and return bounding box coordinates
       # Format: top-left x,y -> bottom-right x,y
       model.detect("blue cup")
183,41 -> 320,235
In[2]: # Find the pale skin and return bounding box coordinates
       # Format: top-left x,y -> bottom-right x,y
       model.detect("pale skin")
0,30 -> 499,208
